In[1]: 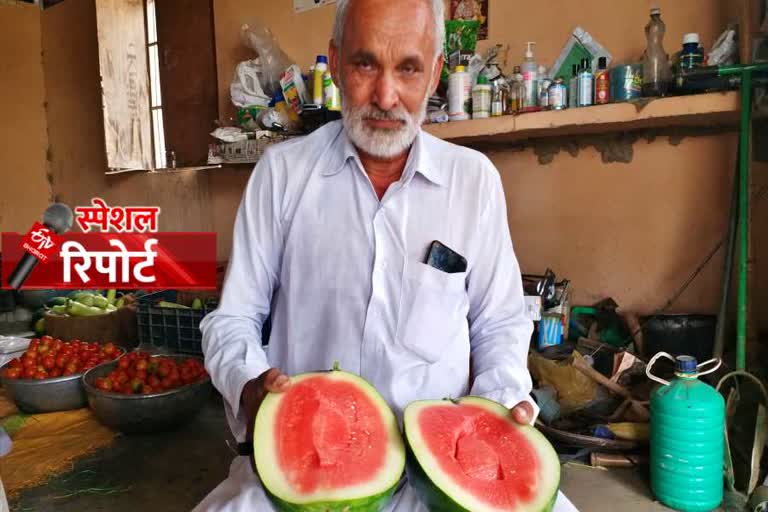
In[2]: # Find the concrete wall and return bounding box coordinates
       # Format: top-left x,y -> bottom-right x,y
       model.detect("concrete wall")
0,2 -> 52,235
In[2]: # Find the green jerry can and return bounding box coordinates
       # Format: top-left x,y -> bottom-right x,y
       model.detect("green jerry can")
647,353 -> 725,511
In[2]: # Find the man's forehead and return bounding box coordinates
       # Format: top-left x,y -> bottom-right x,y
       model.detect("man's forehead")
342,0 -> 435,56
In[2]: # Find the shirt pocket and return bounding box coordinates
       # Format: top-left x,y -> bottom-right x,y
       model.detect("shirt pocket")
396,261 -> 468,363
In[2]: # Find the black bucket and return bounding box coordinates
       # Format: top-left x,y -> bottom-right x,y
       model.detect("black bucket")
641,314 -> 716,362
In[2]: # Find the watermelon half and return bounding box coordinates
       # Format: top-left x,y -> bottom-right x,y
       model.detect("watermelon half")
253,364 -> 405,511
404,397 -> 560,512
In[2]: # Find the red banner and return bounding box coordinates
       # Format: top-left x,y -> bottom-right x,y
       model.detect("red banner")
2,233 -> 217,290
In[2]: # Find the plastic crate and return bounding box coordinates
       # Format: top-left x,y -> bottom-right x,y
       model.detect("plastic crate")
136,301 -> 216,355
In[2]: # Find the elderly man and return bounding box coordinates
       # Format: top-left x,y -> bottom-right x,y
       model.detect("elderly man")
195,0 -> 577,510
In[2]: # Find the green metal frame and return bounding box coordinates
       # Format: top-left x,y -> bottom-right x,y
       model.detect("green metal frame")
715,64 -> 768,369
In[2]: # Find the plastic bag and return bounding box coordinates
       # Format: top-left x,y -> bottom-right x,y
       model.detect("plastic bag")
240,21 -> 295,97
230,59 -> 271,108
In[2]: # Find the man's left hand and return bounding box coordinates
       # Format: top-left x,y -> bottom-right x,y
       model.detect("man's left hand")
510,401 -> 534,424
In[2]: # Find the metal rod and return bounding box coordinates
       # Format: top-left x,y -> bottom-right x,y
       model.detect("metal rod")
736,69 -> 753,371
713,163 -> 739,359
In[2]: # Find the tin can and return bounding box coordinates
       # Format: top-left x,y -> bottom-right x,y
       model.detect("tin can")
548,78 -> 567,110
610,64 -> 643,102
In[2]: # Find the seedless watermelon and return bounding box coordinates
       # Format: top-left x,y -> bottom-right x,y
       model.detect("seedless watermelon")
404,397 -> 560,512
253,364 -> 405,511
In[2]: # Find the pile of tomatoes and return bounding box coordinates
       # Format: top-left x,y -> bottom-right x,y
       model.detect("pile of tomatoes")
95,351 -> 208,395
2,336 -> 121,380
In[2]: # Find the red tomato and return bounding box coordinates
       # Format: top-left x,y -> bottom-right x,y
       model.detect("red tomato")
114,371 -> 129,385
160,376 -> 174,389
23,367 -> 37,379
147,375 -> 161,388
37,344 -> 50,355
3,367 -> 21,379
42,355 -> 55,370
96,377 -> 113,391
135,359 -> 148,371
121,383 -> 134,395
34,370 -> 47,380
49,368 -> 63,378
141,385 -> 155,395
28,338 -> 40,349
55,355 -> 68,369
118,357 -> 130,369
40,335 -> 53,344
65,362 -> 78,374
8,358 -> 22,369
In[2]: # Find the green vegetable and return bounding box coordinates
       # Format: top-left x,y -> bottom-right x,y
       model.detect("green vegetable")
92,294 -> 110,309
105,304 -> 117,313
49,305 -> 68,315
34,317 -> 46,335
106,289 -> 117,305
158,301 -> 190,309
67,300 -> 106,317
73,294 -> 95,307
191,298 -> 203,310
46,296 -> 68,307
115,297 -> 125,309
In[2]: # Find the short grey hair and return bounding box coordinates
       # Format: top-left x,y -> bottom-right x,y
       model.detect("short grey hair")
332,0 -> 445,59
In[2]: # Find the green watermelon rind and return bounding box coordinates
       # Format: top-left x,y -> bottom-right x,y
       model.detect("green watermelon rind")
253,368 -> 405,512
263,480 -> 400,512
404,396 -> 560,512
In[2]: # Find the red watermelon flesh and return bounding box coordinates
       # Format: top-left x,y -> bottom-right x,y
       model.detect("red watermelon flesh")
275,376 -> 388,494
418,403 -> 540,509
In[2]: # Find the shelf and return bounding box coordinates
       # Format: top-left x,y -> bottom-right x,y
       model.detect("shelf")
424,91 -> 741,146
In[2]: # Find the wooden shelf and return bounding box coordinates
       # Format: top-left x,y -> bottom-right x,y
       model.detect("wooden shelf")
424,91 -> 741,145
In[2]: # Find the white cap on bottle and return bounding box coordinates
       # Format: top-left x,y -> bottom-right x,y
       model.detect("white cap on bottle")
525,42 -> 536,59
683,33 -> 700,45
650,7 -> 661,15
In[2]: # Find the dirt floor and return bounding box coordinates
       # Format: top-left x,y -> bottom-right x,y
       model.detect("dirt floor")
9,395 -> 674,512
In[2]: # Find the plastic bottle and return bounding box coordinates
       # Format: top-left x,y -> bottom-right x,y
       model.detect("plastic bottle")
577,58 -> 593,107
472,75 -> 492,119
648,354 -> 725,512
520,42 -> 538,111
642,7 -> 672,97
508,65 -> 524,113
568,64 -> 579,108
322,71 -> 341,111
538,65 -> 551,109
680,33 -> 705,71
312,56 -> 328,105
448,66 -> 471,121
594,56 -> 610,104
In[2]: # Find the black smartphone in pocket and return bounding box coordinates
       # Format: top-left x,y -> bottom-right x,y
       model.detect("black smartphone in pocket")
424,240 -> 468,274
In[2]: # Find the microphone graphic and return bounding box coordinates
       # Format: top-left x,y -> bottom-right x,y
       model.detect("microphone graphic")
7,203 -> 75,289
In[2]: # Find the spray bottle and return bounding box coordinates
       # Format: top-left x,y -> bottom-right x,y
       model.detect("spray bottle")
521,42 -> 538,112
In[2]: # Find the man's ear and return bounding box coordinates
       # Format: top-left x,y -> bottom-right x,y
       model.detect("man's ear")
329,40 -> 340,87
428,54 -> 444,96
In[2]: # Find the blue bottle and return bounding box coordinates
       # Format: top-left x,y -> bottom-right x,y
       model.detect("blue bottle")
648,354 -> 724,512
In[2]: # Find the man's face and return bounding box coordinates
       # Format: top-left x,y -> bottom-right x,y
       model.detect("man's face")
330,0 -> 443,159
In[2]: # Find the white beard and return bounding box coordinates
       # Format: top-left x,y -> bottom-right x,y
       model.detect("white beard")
341,93 -> 428,159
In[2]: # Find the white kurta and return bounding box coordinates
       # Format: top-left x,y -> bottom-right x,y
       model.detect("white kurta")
196,121 -> 578,511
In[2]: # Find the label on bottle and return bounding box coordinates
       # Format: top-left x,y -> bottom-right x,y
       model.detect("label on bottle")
578,74 -> 593,107
595,72 -> 610,104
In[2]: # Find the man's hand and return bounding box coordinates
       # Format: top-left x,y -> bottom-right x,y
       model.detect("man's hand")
510,400 -> 534,424
242,368 -> 291,441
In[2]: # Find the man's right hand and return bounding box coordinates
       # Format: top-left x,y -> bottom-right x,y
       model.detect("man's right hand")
241,367 -> 291,442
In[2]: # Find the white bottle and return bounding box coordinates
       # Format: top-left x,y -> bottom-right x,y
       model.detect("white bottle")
521,42 -> 538,111
312,55 -> 328,105
448,66 -> 471,121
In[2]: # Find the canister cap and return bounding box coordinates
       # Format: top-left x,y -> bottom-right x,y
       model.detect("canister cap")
454,65 -> 466,72
477,75 -> 489,85
650,7 -> 661,15
316,55 -> 328,64
676,355 -> 697,374
683,33 -> 700,45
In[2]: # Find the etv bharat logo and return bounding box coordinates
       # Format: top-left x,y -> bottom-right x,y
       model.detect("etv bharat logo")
21,223 -> 60,263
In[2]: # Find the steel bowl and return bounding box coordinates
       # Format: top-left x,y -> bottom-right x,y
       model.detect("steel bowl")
83,355 -> 212,434
1,348 -> 125,414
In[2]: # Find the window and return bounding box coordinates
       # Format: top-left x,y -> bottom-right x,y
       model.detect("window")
146,0 -> 166,169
